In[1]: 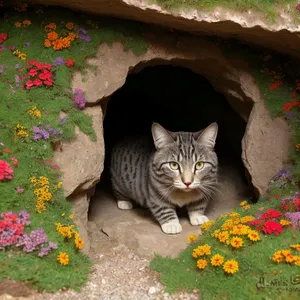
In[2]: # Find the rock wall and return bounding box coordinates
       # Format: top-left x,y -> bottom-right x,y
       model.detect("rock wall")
53,32 -> 291,253
28,0 -> 300,60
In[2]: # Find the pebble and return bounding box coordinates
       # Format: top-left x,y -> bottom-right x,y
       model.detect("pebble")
101,279 -> 106,285
148,287 -> 156,295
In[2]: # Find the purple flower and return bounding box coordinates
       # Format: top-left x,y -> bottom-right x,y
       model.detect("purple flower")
53,57 -> 65,67
59,116 -> 67,126
0,45 -> 4,51
49,241 -> 58,249
79,27 -> 88,35
15,64 -> 21,69
24,42 -> 30,47
285,212 -> 300,230
15,75 -> 20,88
73,88 -> 86,110
38,247 -> 50,257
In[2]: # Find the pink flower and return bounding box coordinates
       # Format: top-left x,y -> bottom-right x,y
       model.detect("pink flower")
9,45 -> 15,51
9,157 -> 18,167
51,164 -> 59,169
26,80 -> 34,90
28,69 -> 38,77
16,187 -> 24,193
0,160 -> 14,181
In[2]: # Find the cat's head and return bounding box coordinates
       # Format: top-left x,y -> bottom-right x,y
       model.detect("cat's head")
151,122 -> 218,192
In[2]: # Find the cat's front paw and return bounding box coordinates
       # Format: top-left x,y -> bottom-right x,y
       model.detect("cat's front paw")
161,221 -> 182,234
190,214 -> 209,226
117,200 -> 133,210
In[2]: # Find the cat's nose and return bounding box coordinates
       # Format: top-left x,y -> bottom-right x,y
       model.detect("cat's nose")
184,182 -> 191,187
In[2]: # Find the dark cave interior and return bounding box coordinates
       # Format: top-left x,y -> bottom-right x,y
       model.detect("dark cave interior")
97,65 -> 254,198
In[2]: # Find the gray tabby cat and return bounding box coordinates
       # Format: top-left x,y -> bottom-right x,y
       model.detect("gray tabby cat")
110,122 -> 219,234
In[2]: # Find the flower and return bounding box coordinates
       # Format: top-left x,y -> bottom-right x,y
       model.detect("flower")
280,219 -> 291,226
217,231 -> 229,243
23,20 -> 31,27
188,234 -> 196,243
247,230 -> 260,241
69,214 -> 74,219
272,251 -> 283,263
53,57 -> 65,67
230,236 -> 243,248
223,260 -> 239,274
211,254 -> 224,266
24,42 -> 30,47
230,224 -> 250,235
75,236 -> 84,249
66,58 -> 74,67
201,220 -> 214,230
16,187 -> 24,193
47,31 -> 58,41
44,39 -> 52,48
263,220 -> 283,236
0,160 -> 14,181
243,205 -> 250,210
15,22 -> 22,28
57,252 -> 69,265
290,244 -> 300,251
261,209 -> 281,220
66,22 -> 74,30
45,23 -> 56,32
240,201 -> 248,207
9,157 -> 18,167
281,250 -> 294,263
197,259 -> 207,270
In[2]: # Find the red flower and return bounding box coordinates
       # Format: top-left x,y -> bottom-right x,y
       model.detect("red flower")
292,93 -> 297,98
261,209 -> 281,220
263,220 -> 283,236
66,57 -> 74,67
26,80 -> 34,90
4,148 -> 10,153
0,33 -> 8,43
39,69 -> 52,80
9,157 -> 18,167
0,160 -> 14,181
275,195 -> 281,199
249,219 -> 262,231
28,68 -> 38,77
33,78 -> 43,86
43,78 -> 53,86
293,198 -> 300,211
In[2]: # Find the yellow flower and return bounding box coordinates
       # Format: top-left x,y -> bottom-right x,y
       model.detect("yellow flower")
13,50 -> 21,56
75,237 -> 84,249
29,106 -> 41,118
230,236 -> 243,248
280,219 -> 291,227
57,182 -> 62,188
247,230 -> 260,241
57,252 -> 69,265
240,201 -> 248,207
61,213 -> 66,217
293,256 -> 300,266
211,254 -> 224,266
290,244 -> 300,251
223,260 -> 239,274
15,22 -> 22,27
66,22 -> 74,30
243,205 -> 250,210
272,251 -> 283,263
201,220 -> 214,230
188,234 -> 197,243
211,229 -> 220,237
217,231 -> 229,243
240,216 -> 255,224
69,214 -> 74,220
230,224 -> 250,236
229,212 -> 240,218
281,250 -> 294,263
197,259 -> 207,270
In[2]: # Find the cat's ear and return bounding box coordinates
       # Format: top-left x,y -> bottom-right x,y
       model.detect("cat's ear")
197,122 -> 218,150
151,123 -> 175,150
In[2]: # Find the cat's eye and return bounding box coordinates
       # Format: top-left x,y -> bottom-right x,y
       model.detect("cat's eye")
195,161 -> 204,170
169,162 -> 179,170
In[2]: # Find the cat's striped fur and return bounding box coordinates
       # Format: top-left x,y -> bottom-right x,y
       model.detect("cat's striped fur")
110,122 -> 219,234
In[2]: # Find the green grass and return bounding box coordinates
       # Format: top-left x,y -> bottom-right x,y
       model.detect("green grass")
0,4 -> 148,292
150,40 -> 300,299
151,0 -> 300,23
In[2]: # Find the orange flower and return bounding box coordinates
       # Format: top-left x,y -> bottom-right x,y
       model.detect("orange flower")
66,22 -> 74,30
62,37 -> 71,48
68,32 -> 77,41
45,23 -> 56,32
47,31 -> 58,41
44,39 -> 52,48
23,20 -> 31,27
15,22 -> 22,28
52,38 -> 64,51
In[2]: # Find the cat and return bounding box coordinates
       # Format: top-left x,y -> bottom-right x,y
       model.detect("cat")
109,122 -> 219,234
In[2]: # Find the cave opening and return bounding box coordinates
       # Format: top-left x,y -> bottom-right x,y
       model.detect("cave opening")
89,64 -> 255,228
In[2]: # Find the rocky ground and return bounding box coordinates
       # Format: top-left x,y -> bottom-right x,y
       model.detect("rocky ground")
0,163 -> 250,300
